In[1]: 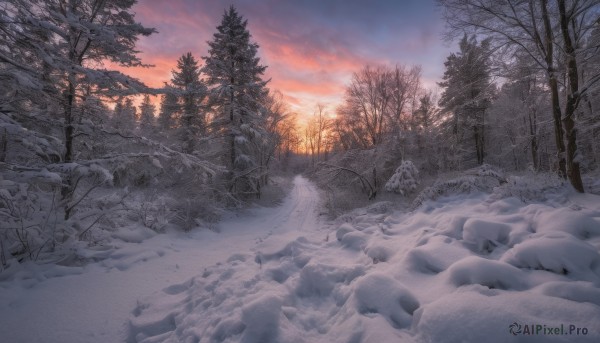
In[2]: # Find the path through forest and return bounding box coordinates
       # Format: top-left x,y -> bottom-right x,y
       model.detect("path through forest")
0,175 -> 325,343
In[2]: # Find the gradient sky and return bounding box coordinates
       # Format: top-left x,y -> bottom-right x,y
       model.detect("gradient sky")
125,0 -> 454,118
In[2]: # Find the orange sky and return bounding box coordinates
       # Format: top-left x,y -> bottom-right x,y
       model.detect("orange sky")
113,0 -> 452,119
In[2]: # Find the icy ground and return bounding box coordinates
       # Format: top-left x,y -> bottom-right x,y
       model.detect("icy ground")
2,175 -> 600,342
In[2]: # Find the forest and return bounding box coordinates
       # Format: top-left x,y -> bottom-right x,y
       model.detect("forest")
3,0 -> 598,263
1,1 -> 600,342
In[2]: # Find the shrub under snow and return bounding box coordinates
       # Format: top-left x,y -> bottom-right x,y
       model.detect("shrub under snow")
412,164 -> 506,208
385,160 -> 419,195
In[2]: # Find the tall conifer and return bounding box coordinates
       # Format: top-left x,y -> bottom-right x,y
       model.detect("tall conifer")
203,6 -> 269,195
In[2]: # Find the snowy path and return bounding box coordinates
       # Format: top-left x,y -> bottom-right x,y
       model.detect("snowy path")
0,175 -> 325,343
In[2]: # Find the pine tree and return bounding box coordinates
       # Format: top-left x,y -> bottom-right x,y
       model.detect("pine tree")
111,99 -> 124,130
439,35 -> 493,166
3,0 -> 155,163
139,95 -> 156,134
158,89 -> 179,132
414,92 -> 436,131
202,6 -> 269,196
122,98 -> 137,133
1,0 -> 155,220
171,52 -> 207,153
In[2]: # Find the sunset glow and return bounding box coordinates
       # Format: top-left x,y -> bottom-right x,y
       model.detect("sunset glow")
121,0 -> 452,117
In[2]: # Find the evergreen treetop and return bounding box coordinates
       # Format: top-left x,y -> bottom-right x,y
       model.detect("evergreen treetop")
203,6 -> 269,118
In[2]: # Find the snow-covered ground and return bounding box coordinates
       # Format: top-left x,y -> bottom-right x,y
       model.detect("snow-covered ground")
0,175 -> 323,342
1,175 -> 600,342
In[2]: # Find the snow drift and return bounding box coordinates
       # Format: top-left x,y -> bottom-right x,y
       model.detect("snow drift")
128,182 -> 600,342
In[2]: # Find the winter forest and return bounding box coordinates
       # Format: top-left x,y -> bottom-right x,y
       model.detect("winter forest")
1,1 -> 600,342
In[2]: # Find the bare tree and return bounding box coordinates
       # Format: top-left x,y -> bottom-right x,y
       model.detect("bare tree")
438,0 -> 600,191
304,119 -> 317,166
334,64 -> 423,151
345,66 -> 392,146
388,65 -> 422,134
304,105 -> 331,166
314,104 -> 331,162
332,103 -> 371,150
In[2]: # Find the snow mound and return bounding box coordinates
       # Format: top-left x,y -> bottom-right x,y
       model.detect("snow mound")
339,231 -> 368,251
534,281 -> 600,307
501,233 -> 600,277
447,256 -> 527,290
403,236 -> 470,274
241,295 -> 282,343
353,273 -> 419,329
533,206 -> 600,239
414,291 -> 600,343
295,262 -> 365,298
462,218 -> 512,252
111,225 -> 156,243
364,244 -> 393,263
126,179 -> 600,343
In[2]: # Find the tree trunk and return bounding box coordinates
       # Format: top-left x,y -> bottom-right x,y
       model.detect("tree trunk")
0,128 -> 7,162
558,0 -> 584,192
541,0 -> 567,178
229,61 -> 236,171
531,135 -> 539,172
64,82 -> 74,163
474,123 -> 484,165
61,80 -> 75,220
528,108 -> 539,171
563,114 -> 584,191
549,77 -> 567,177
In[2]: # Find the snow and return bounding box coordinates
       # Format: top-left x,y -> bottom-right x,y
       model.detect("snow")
353,272 -> 419,329
501,233 -> 600,277
2,175 -> 600,342
384,160 -> 419,195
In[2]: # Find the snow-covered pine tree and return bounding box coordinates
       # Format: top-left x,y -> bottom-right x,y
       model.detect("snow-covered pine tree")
385,160 -> 420,195
6,0 -> 154,162
438,35 -> 494,167
171,52 -> 207,153
139,95 -> 156,134
414,92 -> 436,131
111,97 -> 137,133
0,0 -> 160,260
158,89 -> 180,133
111,99 -> 125,128
203,6 -> 269,197
122,98 -> 138,133
0,0 -> 156,219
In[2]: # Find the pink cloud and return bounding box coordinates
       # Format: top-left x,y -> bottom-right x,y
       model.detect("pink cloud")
107,0 -> 448,118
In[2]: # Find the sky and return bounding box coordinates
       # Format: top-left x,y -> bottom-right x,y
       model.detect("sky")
125,0 -> 455,118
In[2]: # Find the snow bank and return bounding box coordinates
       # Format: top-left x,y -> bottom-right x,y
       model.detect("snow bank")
447,256 -> 527,290
125,182 -> 600,343
5,176 -> 599,343
353,273 -> 419,329
413,291 -> 600,343
462,218 -> 512,252
241,294 -> 283,343
501,233 -> 600,277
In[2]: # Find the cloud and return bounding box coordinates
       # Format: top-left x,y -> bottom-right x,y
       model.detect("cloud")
120,0 -> 450,117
